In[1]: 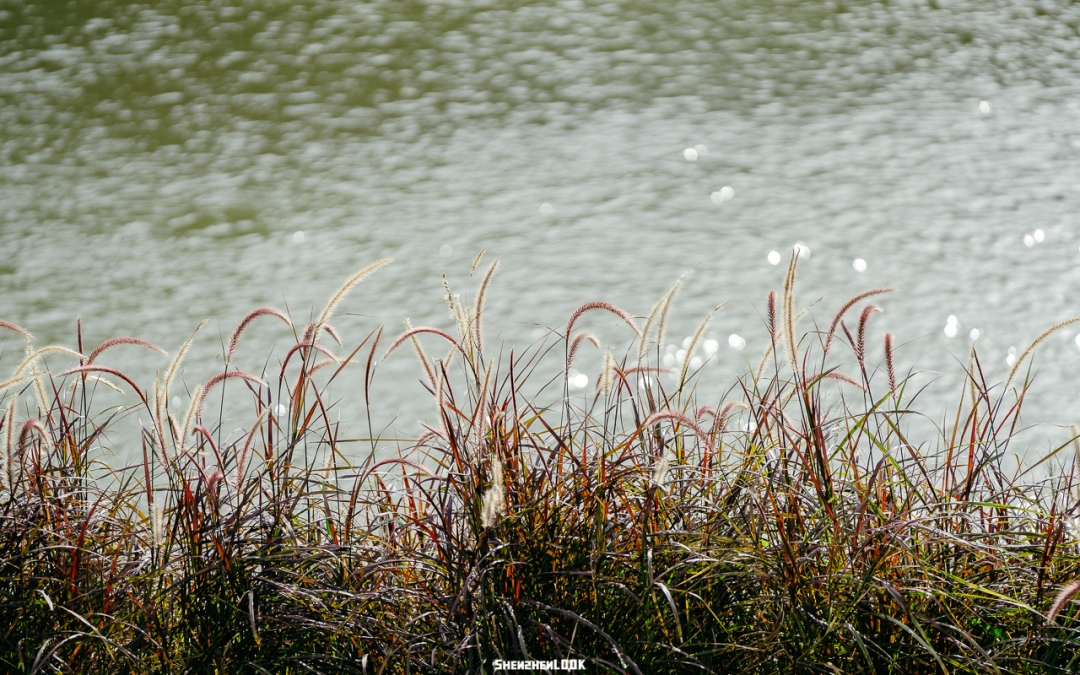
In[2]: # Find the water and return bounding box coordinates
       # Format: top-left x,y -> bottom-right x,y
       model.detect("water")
3,0 -> 1080,462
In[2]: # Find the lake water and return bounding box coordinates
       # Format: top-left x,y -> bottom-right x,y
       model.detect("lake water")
3,0 -> 1080,462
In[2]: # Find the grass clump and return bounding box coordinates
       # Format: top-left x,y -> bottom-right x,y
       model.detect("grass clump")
2,251 -> 1080,674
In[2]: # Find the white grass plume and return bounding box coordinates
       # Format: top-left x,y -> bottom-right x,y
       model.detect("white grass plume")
651,452 -> 672,489
472,259 -> 499,355
2,398 -> 14,490
1005,315 -> 1080,388
315,257 -> 394,338
13,346 -> 84,377
678,311 -> 714,387
600,350 -> 616,396
226,308 -> 292,362
480,454 -> 506,529
164,319 -> 208,401
782,250 -> 799,372
638,274 -> 688,359
567,331 -> 600,372
86,337 -> 167,365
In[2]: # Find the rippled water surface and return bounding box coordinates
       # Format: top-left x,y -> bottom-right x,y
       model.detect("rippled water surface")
4,0 -> 1080,459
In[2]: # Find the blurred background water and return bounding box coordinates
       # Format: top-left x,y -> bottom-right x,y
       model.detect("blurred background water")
3,0 -> 1080,463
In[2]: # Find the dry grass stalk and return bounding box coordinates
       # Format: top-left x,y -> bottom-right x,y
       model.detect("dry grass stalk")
567,331 -> 600,371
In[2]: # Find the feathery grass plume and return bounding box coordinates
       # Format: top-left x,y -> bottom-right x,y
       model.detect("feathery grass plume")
60,365 -> 147,403
655,276 -> 686,358
181,370 -> 266,455
31,366 -> 49,418
450,294 -> 473,354
163,319 -> 208,401
565,301 -> 641,340
823,287 -> 895,355
474,357 -> 494,439
820,372 -> 864,390
638,274 -> 688,359
855,305 -> 881,367
678,311 -> 713,387
403,319 -> 438,388
151,381 -> 169,466
782,249 -> 800,372
18,418 -> 52,459
13,345 -> 84,377
1005,315 -> 1080,388
470,247 -> 486,276
640,410 -> 711,450
322,323 -> 342,346
383,326 -> 461,363
567,331 -> 600,371
650,451 -> 672,488
234,407 -> 270,492
1,398 -> 14,489
472,258 -> 499,354
480,454 -> 505,528
316,257 -> 394,330
70,374 -> 124,395
755,343 -> 775,382
0,373 -> 31,396
150,502 -> 163,549
1047,578 -> 1080,623
226,307 -> 292,362
86,337 -> 167,365
0,318 -> 31,342
600,350 -> 616,395
766,291 -> 778,340
884,333 -> 897,392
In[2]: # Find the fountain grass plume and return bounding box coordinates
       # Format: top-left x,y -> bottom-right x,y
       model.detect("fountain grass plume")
85,337 -> 167,365
226,307 -> 292,362
403,318 -> 438,389
600,350 -> 616,395
13,345 -> 84,377
163,319 -> 208,399
60,365 -> 147,404
0,319 -> 31,342
854,304 -> 881,369
382,326 -> 461,363
638,274 -> 687,359
782,250 -> 799,372
470,247 -> 486,276
472,258 -> 499,355
884,332 -> 897,392
823,287 -> 894,355
677,310 -> 713,388
565,300 -> 640,340
566,331 -> 600,371
314,257 -> 393,342
1005,314 -> 1080,388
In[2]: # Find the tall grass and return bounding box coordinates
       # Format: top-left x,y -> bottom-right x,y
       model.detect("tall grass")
2,253 -> 1080,674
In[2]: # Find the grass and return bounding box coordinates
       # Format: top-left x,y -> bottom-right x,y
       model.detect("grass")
2,251 -> 1080,674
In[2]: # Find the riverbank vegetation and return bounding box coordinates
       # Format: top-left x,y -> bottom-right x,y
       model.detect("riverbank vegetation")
2,252 -> 1080,674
